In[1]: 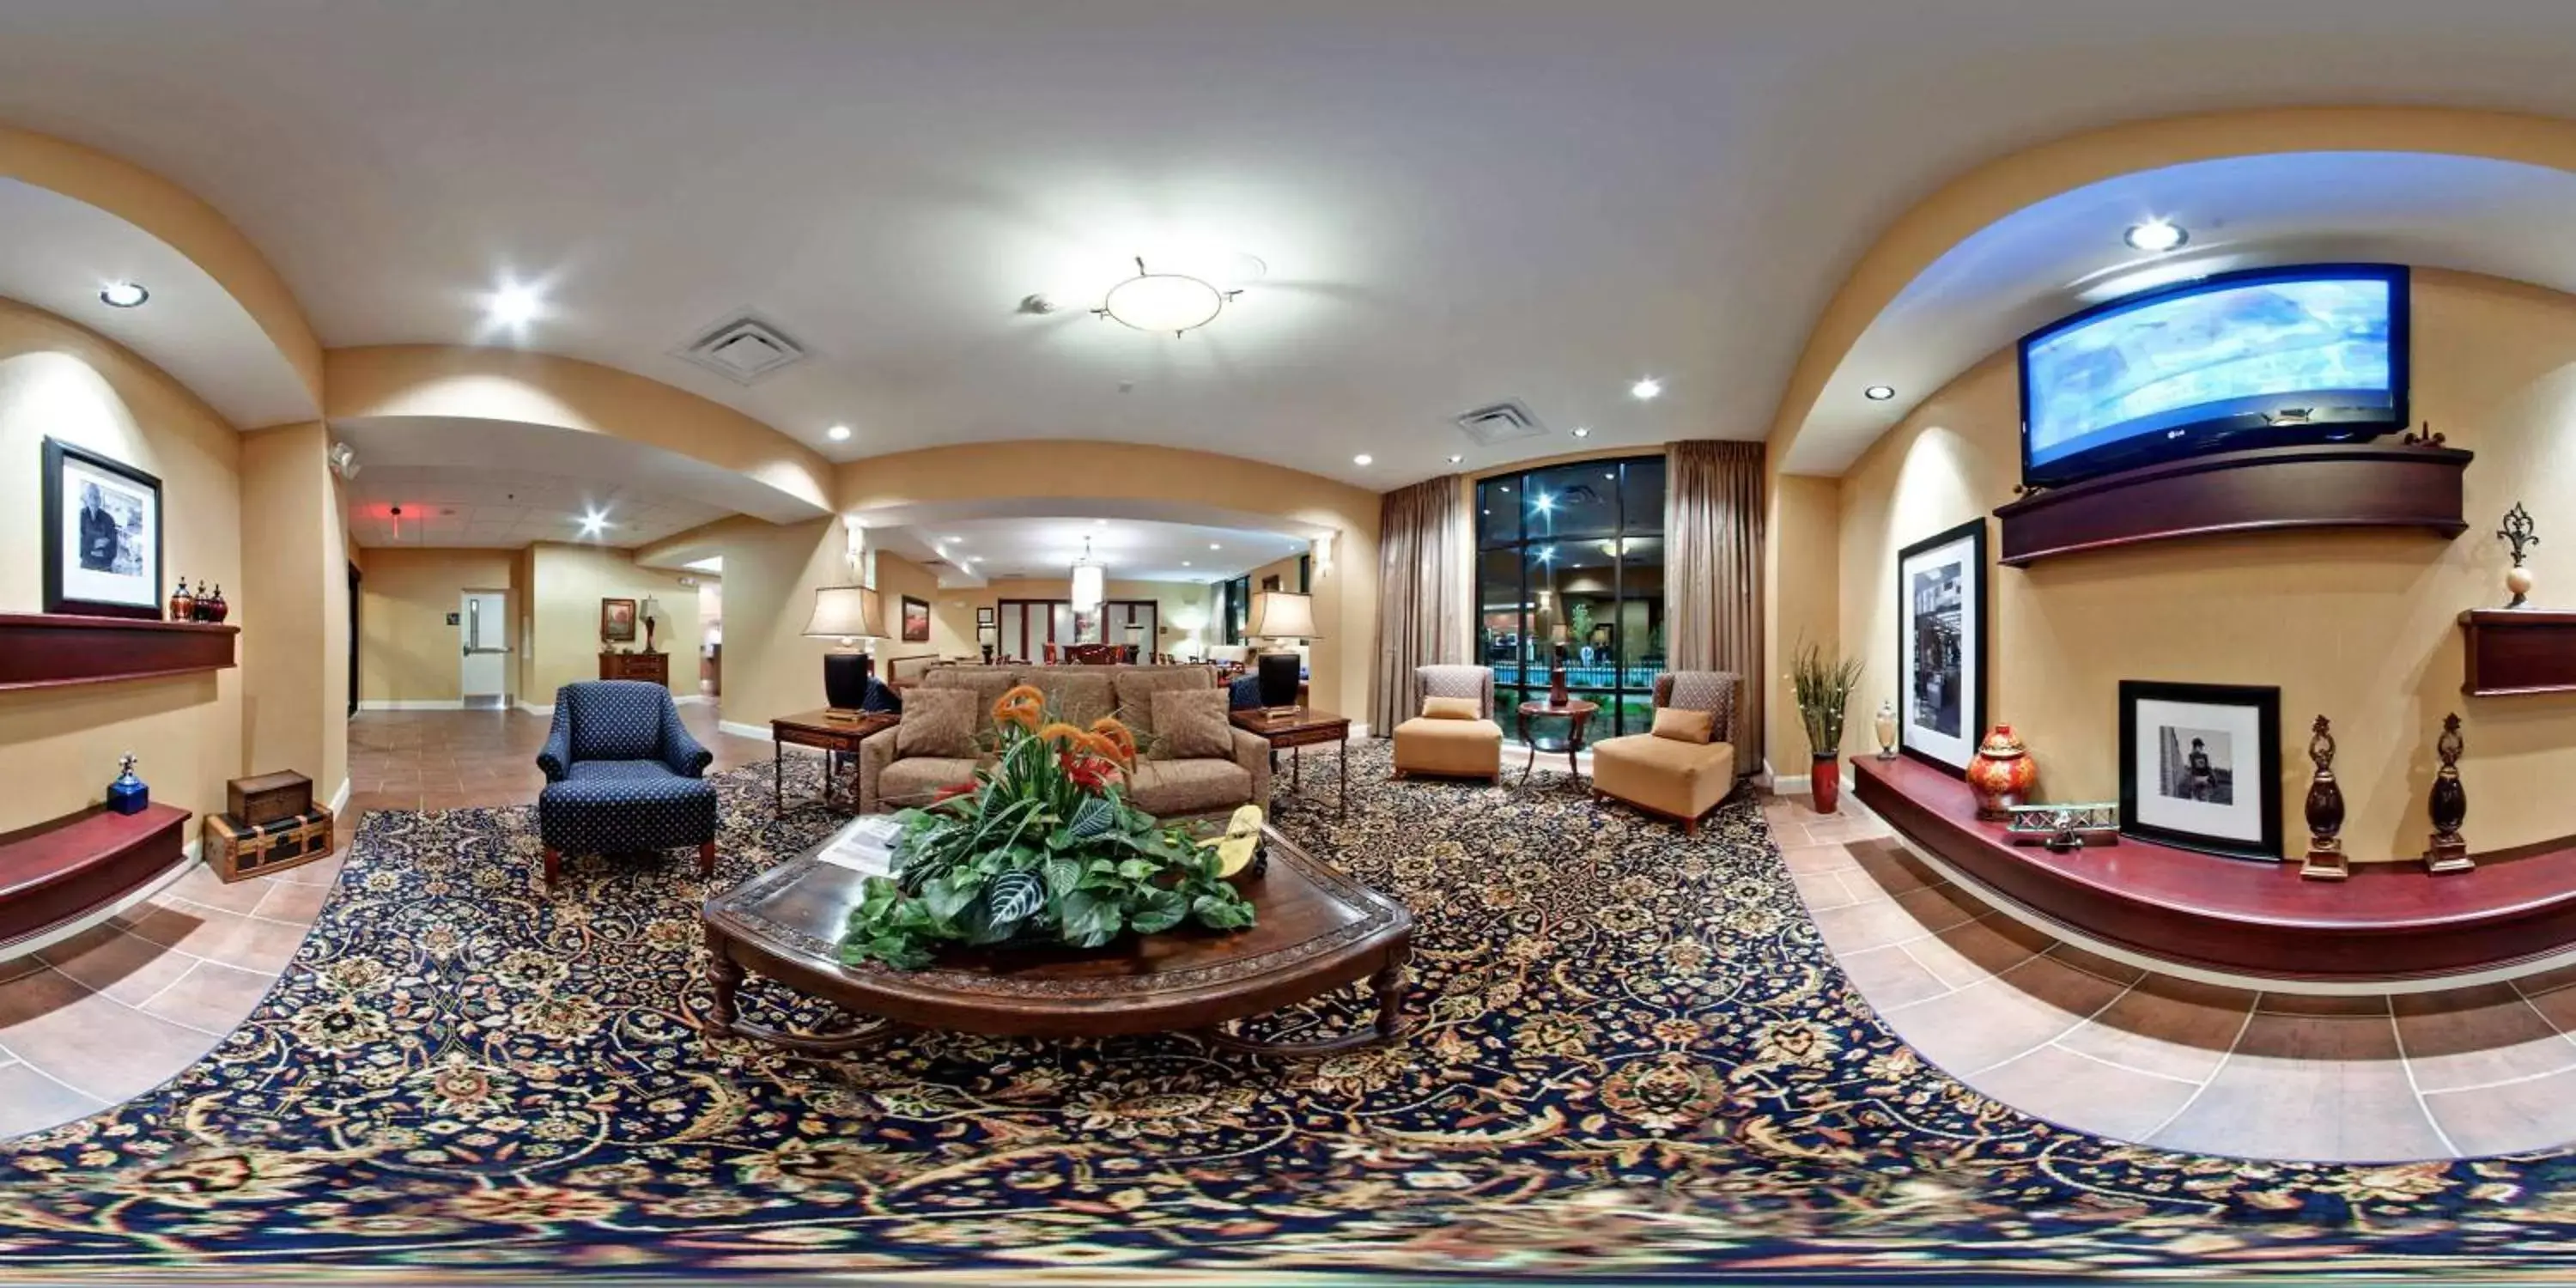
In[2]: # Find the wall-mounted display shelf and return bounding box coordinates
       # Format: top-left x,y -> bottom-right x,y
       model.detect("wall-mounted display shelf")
2461,608 -> 2576,696
0,803 -> 187,951
1992,441 -> 2474,568
1855,754 -> 2576,983
0,612 -> 240,692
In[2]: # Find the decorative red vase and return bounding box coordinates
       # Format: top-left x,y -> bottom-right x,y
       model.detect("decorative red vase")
1811,753 -> 1841,814
1966,724 -> 2038,820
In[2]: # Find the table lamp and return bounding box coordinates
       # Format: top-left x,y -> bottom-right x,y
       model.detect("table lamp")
803,585 -> 885,719
641,595 -> 665,653
1243,590 -> 1317,714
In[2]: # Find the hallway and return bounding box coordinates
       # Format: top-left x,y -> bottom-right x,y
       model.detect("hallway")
346,703 -> 772,812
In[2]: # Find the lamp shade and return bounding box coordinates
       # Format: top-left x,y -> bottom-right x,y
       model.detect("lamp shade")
1245,590 -> 1318,640
803,585 -> 884,641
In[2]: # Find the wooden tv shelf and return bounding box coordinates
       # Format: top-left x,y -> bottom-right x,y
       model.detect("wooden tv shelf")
0,803 -> 188,950
2460,608 -> 2576,696
0,612 -> 239,692
1993,441 -> 2474,568
1853,754 -> 2576,982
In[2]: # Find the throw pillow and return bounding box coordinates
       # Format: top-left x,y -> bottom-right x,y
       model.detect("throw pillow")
1421,695 -> 1481,720
924,668 -> 1019,732
1030,670 -> 1115,728
1651,707 -> 1715,744
1114,666 -> 1212,738
1152,689 -> 1234,760
897,688 -> 978,759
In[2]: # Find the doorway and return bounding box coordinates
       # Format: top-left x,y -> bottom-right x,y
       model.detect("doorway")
459,589 -> 510,709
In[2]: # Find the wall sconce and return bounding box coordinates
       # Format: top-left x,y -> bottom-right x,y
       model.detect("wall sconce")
1312,531 -> 1336,580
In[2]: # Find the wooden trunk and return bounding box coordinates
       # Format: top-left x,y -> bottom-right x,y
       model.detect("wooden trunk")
204,809 -> 334,883
228,770 -> 313,827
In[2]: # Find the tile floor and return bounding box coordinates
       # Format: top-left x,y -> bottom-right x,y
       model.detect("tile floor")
0,705 -> 776,1141
1776,792 -> 2576,1162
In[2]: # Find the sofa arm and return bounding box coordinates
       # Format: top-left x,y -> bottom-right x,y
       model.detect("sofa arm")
1230,728 -> 1274,811
859,726 -> 902,813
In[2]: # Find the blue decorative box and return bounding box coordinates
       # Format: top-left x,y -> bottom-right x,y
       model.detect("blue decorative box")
106,753 -> 149,816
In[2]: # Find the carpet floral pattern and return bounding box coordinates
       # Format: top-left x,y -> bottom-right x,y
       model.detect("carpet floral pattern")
7,746 -> 2576,1280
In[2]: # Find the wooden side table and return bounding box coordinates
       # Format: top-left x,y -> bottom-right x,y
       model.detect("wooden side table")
770,708 -> 897,813
1516,698 -> 1601,787
1230,708 -> 1352,821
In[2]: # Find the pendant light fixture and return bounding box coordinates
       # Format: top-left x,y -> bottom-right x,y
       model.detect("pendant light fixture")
1070,535 -> 1104,612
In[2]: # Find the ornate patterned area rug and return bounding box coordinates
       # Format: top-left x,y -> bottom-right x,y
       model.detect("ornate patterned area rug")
3,745 -> 2573,1282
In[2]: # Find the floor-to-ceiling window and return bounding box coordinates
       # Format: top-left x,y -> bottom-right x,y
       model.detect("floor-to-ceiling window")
1477,455 -> 1667,738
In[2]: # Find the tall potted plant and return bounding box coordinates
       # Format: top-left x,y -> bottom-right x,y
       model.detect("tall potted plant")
1790,641 -> 1863,814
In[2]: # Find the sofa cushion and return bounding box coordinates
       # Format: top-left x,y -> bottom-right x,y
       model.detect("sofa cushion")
1651,707 -> 1715,744
897,688 -> 979,759
1593,732 -> 1736,823
1392,716 -> 1503,778
922,667 -> 1022,732
1152,689 -> 1233,760
1030,670 -> 1116,729
1422,695 -> 1480,720
1124,758 -> 1254,817
878,756 -> 981,811
1113,666 -> 1212,738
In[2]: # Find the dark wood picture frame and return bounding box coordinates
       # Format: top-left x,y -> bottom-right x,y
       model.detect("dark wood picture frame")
975,606 -> 997,628
599,597 -> 638,643
901,595 -> 931,643
2117,679 -> 2284,862
1895,517 -> 1988,777
41,438 -> 165,620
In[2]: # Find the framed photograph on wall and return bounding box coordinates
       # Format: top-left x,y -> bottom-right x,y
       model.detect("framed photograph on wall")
975,606 -> 996,628
1895,518 -> 1987,775
2119,680 -> 2283,861
42,438 -> 163,619
600,597 -> 638,643
901,595 -> 931,642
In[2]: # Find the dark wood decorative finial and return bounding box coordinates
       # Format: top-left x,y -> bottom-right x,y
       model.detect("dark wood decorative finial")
2500,502 -> 2540,608
2403,422 -> 2448,447
2427,713 -> 2473,874
2300,715 -> 2348,881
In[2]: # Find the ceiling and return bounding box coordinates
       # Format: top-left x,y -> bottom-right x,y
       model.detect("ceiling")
871,516 -> 1309,586
15,3 -> 2576,487
346,465 -> 729,550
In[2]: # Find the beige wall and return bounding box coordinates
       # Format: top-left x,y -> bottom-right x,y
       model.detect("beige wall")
697,517 -> 852,728
357,547 -> 515,706
872,551 -> 977,661
526,543 -> 703,704
1834,269 -> 2576,863
240,422 -> 349,796
1766,471 -> 1841,771
0,298 -> 244,830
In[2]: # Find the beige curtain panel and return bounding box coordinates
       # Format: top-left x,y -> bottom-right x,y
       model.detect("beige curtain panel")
1664,440 -> 1765,776
1373,475 -> 1470,734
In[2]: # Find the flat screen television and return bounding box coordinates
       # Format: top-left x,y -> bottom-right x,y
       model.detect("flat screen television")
2018,264 -> 2409,490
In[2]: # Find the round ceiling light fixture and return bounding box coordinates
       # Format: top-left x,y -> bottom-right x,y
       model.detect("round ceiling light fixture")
1864,385 -> 1896,401
1630,376 -> 1663,401
1352,454 -> 1373,466
825,423 -> 852,441
99,280 -> 149,308
2123,219 -> 2188,252
1095,256 -> 1241,337
1571,426 -> 1591,438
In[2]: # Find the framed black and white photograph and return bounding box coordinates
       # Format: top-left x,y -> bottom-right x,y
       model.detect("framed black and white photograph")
1896,518 -> 1986,775
42,438 -> 163,619
975,606 -> 996,629
2119,680 -> 2283,861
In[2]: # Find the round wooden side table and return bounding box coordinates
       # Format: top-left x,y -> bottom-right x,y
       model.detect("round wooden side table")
1516,698 -> 1601,787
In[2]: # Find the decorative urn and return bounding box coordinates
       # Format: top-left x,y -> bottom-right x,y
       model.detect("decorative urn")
1872,699 -> 1899,760
1965,724 -> 2038,820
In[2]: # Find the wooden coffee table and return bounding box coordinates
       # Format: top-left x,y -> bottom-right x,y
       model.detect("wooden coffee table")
702,820 -> 1413,1054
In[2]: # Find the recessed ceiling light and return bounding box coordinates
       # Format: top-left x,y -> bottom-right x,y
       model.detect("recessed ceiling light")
579,509 -> 607,535
825,423 -> 852,441
2123,219 -> 2188,252
1571,427 -> 1591,439
1094,518 -> 1109,527
487,281 -> 544,327
1209,543 -> 1222,550
945,536 -> 963,544
98,280 -> 148,308
1447,453 -> 1464,464
970,556 -> 985,563
1630,376 -> 1662,401
1182,561 -> 1193,568
1352,454 -> 1373,465
1864,385 -> 1896,401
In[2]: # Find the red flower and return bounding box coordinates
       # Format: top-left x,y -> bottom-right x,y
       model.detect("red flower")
1066,755 -> 1121,793
932,782 -> 978,804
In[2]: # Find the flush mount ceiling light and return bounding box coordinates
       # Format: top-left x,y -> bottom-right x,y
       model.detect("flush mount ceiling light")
1630,376 -> 1663,401
825,423 -> 852,441
99,280 -> 149,308
1094,257 -> 1242,337
1352,454 -> 1373,466
1864,385 -> 1897,401
1571,426 -> 1592,439
1447,453 -> 1464,464
2123,219 -> 2188,252
487,280 -> 544,327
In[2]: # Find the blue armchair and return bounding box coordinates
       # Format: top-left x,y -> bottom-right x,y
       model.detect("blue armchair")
535,681 -> 718,888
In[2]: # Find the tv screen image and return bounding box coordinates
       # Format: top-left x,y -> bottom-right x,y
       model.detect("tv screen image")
2019,265 -> 2406,489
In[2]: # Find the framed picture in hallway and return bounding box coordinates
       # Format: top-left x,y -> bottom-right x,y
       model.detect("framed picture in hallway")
1895,518 -> 1986,775
2118,679 -> 2283,861
901,595 -> 931,642
600,597 -> 638,643
41,438 -> 163,619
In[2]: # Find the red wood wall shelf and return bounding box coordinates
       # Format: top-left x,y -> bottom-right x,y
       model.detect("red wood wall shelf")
2460,608 -> 2576,696
0,612 -> 239,692
1853,754 -> 2576,982
1992,441 -> 2474,568
0,803 -> 188,950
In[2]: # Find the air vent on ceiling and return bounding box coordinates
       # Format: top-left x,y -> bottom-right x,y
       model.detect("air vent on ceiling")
673,312 -> 811,386
1453,399 -> 1546,447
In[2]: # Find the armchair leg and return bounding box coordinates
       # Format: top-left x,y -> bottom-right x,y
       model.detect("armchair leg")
698,840 -> 717,877
543,847 -> 562,888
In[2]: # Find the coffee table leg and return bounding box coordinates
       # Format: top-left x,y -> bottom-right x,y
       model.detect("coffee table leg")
1371,945 -> 1411,1041
707,927 -> 744,1036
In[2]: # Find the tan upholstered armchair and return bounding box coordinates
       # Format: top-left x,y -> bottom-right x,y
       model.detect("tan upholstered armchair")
1590,671 -> 1741,835
1390,664 -> 1504,781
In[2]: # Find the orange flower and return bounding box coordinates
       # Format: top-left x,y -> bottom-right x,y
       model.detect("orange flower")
1087,716 -> 1138,766
1036,721 -> 1086,748
992,684 -> 1046,732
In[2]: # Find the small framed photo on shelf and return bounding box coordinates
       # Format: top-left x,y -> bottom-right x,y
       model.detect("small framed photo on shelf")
901,595 -> 932,642
600,597 -> 639,643
42,438 -> 164,619
1895,518 -> 1987,775
2118,679 -> 2283,861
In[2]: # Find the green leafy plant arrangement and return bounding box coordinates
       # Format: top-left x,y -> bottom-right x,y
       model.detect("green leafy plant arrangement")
838,685 -> 1257,969
1790,638 -> 1864,756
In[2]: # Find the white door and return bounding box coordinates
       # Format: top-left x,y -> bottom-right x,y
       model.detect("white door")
459,590 -> 509,708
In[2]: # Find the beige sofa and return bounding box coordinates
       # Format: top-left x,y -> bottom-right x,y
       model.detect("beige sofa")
1390,664 -> 1504,781
1590,671 -> 1741,835
858,664 -> 1272,818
